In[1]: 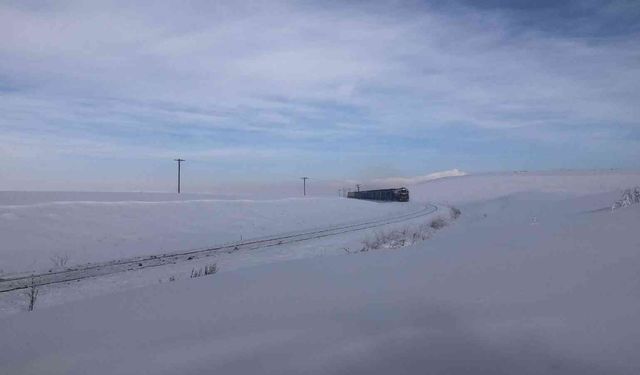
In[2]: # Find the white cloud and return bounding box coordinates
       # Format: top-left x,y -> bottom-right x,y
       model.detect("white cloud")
0,1 -> 639,189
370,169 -> 467,187
2,1 -> 637,136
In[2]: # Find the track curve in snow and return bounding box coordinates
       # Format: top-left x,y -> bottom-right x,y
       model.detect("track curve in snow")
0,203 -> 438,293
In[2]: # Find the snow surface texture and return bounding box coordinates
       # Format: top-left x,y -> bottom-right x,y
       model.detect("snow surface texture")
2,170 -> 638,275
2,171 -> 640,373
2,187 -> 640,374
0,195 -> 417,274
406,170 -> 640,204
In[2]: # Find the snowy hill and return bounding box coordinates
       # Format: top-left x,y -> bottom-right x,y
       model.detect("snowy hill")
1,170 -> 640,374
2,188 -> 640,374
406,170 -> 640,203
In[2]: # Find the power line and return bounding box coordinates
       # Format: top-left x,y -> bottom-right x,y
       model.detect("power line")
174,158 -> 185,194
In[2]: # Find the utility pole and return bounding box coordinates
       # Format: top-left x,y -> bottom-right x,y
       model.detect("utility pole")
174,158 -> 185,194
356,184 -> 361,192
301,177 -> 309,196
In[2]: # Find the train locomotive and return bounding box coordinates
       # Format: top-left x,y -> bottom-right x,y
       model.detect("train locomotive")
347,187 -> 409,202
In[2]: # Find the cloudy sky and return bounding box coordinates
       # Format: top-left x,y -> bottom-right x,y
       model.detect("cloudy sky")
1,0 -> 639,192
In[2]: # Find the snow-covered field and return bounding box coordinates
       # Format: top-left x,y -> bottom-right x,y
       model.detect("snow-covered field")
1,170 -> 640,374
406,169 -> 640,203
0,193 -> 418,274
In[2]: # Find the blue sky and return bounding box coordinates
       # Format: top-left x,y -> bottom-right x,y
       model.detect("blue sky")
1,0 -> 639,192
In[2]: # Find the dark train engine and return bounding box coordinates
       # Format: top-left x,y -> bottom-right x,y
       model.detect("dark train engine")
347,187 -> 409,202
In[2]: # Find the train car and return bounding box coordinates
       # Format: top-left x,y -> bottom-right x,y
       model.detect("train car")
347,187 -> 409,202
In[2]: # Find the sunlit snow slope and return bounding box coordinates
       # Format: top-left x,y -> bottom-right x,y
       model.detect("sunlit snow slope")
2,175 -> 640,374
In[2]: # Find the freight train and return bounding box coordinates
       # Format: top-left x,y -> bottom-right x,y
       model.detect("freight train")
347,187 -> 409,202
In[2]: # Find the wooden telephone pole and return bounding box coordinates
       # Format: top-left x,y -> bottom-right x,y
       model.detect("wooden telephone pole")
174,158 -> 185,193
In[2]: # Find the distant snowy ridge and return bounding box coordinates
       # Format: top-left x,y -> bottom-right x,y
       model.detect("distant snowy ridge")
370,169 -> 467,187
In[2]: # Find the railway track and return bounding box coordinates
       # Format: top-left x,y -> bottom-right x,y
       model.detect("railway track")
0,204 -> 438,293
